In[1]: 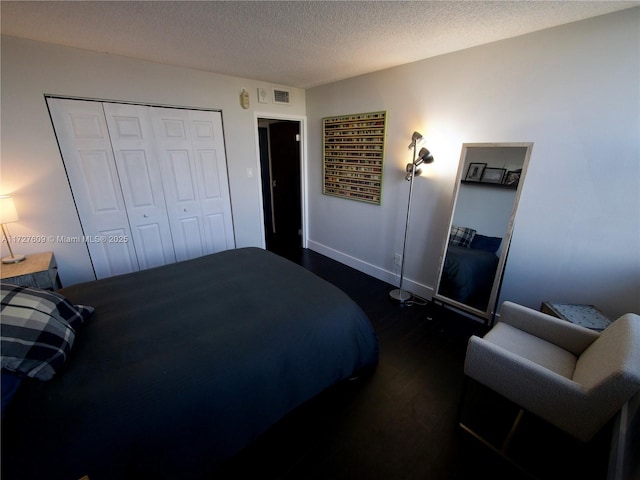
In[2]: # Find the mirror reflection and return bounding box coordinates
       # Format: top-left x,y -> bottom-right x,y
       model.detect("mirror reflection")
435,143 -> 532,319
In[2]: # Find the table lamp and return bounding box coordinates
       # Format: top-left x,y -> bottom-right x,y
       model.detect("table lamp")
0,195 -> 26,264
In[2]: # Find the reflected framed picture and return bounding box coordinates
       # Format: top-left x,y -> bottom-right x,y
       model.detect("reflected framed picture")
481,167 -> 506,184
465,163 -> 486,182
504,170 -> 521,188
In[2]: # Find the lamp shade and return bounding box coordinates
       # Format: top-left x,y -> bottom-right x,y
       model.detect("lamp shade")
408,131 -> 423,149
416,147 -> 434,166
0,196 -> 19,224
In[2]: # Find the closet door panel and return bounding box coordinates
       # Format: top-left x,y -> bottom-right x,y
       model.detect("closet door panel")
189,110 -> 235,251
47,98 -> 139,279
166,150 -> 197,202
103,103 -> 177,270
101,227 -> 138,275
164,149 -> 206,259
205,213 -> 229,253
79,150 -> 120,213
136,223 -> 172,268
118,150 -> 156,208
199,151 -> 222,198
151,108 -> 234,261
156,117 -> 205,262
175,217 -> 205,260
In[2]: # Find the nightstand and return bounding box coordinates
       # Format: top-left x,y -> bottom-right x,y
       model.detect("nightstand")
0,251 -> 61,290
540,302 -> 612,331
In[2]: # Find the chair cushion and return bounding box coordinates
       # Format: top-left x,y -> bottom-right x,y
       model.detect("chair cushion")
484,322 -> 578,379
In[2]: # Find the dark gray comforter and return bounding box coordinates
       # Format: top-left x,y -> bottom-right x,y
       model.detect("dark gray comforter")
2,248 -> 379,479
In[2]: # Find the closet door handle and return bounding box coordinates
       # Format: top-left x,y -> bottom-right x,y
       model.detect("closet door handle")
143,214 -> 149,218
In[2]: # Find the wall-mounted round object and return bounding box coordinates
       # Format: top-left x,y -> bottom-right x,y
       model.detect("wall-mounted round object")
240,89 -> 250,109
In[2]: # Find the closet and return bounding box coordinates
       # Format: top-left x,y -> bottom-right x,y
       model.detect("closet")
48,98 -> 235,279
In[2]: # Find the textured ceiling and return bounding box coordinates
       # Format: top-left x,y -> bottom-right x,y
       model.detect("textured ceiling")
2,1 -> 638,88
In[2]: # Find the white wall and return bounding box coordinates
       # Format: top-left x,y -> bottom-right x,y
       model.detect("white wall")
305,9 -> 640,319
0,36 -> 305,286
2,9 -> 638,319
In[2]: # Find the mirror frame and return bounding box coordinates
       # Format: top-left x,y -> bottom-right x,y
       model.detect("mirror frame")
434,142 -> 533,322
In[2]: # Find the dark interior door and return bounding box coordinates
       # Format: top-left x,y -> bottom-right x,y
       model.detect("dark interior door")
260,121 -> 302,255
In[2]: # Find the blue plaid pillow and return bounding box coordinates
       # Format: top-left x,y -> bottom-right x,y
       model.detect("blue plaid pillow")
449,226 -> 476,248
0,283 -> 94,381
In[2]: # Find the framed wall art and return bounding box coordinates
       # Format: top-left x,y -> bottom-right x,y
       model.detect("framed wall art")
464,162 -> 486,182
481,167 -> 506,184
503,170 -> 521,188
322,111 -> 387,205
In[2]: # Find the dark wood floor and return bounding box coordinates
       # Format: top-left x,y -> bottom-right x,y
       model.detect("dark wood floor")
216,248 -> 612,479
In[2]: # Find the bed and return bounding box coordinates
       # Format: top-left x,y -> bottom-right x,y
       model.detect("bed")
1,247 -> 379,480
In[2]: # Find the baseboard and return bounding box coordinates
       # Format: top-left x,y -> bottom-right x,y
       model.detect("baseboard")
307,240 -> 433,300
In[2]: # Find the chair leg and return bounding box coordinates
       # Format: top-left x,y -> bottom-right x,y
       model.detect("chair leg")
456,375 -> 471,423
458,405 -> 524,455
501,408 -> 524,453
459,414 -> 538,480
457,379 -> 538,479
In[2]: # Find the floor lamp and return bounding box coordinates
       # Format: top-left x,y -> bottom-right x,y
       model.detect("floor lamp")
389,132 -> 434,303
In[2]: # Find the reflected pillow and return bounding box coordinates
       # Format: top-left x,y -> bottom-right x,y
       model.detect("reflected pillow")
471,234 -> 502,254
449,226 -> 476,248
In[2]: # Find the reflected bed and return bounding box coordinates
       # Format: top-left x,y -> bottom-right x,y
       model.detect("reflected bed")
438,245 -> 499,311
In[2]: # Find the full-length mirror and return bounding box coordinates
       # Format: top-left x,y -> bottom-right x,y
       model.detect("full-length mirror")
434,143 -> 533,321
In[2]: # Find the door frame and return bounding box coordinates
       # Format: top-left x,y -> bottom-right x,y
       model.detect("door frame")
253,112 -> 308,250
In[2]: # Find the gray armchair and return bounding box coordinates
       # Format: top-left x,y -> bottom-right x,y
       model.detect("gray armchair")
462,301 -> 640,443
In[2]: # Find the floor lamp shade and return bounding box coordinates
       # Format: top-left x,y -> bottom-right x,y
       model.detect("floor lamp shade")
0,195 -> 25,264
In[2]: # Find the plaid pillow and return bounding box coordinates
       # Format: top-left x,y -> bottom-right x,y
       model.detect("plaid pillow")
1,283 -> 94,381
449,226 -> 476,248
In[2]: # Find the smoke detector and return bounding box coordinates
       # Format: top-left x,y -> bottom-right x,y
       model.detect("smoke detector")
257,88 -> 269,103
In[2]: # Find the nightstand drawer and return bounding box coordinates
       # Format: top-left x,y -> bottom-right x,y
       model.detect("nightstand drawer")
0,251 -> 61,290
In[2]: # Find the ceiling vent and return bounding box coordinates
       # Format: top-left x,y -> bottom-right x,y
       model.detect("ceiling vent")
273,88 -> 291,105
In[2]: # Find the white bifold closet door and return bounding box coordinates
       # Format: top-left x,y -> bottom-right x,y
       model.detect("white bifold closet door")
149,106 -> 235,260
48,98 -> 235,279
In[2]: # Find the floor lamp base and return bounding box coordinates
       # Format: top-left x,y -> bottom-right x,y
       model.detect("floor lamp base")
389,288 -> 412,303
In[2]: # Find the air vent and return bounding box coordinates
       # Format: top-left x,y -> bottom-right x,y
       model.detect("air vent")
273,88 -> 291,105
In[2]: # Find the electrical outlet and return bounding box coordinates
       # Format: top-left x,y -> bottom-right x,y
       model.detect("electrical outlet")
394,253 -> 402,266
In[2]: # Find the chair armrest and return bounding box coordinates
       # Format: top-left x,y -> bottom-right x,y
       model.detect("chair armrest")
499,301 -> 599,356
